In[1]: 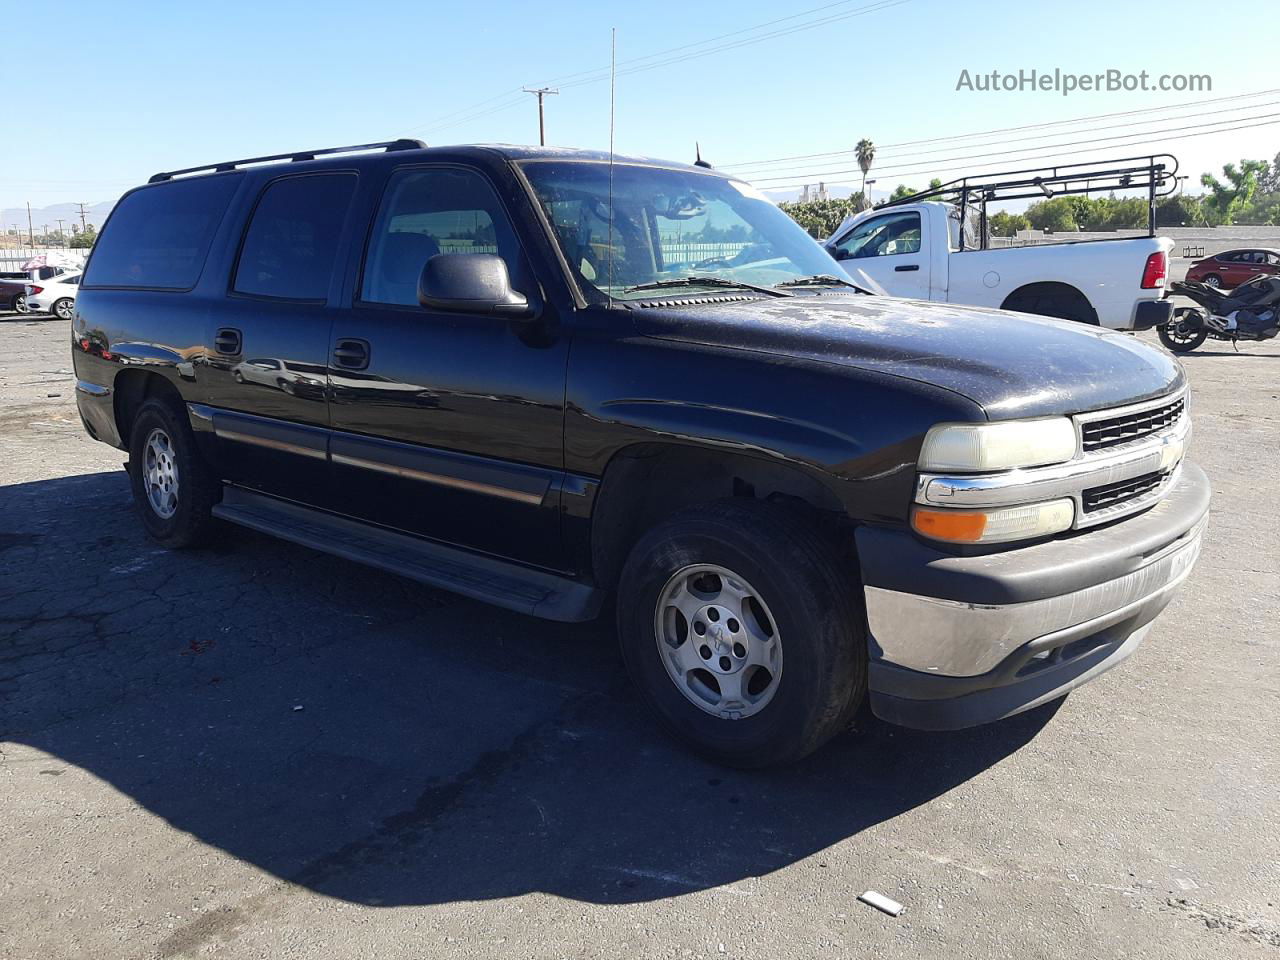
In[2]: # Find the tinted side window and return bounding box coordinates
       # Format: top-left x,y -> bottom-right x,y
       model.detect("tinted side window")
234,174 -> 356,301
361,167 -> 527,306
835,211 -> 922,259
84,175 -> 239,289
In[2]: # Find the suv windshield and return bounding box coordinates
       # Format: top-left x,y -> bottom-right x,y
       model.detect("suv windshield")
520,161 -> 843,301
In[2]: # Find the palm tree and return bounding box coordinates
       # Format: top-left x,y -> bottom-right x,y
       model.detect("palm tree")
856,138 -> 876,209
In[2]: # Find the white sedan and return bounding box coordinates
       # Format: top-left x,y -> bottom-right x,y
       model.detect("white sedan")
26,271 -> 82,320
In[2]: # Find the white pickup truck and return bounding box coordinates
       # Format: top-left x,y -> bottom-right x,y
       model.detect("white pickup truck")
823,200 -> 1174,330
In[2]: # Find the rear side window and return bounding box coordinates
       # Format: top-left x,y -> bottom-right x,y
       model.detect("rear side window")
234,173 -> 357,301
84,175 -> 239,289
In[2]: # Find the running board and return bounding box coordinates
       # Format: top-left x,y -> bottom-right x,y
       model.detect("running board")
212,486 -> 603,622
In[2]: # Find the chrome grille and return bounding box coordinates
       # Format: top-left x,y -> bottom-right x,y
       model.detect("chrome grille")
1082,470 -> 1169,513
1081,396 -> 1184,452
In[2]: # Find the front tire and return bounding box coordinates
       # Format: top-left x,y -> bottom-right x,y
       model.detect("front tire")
13,293 -> 28,313
127,397 -> 220,548
617,500 -> 866,768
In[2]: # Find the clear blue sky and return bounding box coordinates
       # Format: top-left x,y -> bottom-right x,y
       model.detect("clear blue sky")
4,0 -> 1275,212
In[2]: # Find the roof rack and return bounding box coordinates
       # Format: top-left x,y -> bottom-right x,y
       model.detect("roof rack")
876,154 -> 1179,249
148,138 -> 427,183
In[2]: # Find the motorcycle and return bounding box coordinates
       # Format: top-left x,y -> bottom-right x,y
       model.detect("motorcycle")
1160,273 -> 1280,353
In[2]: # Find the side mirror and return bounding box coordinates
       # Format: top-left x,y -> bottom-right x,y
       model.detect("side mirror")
417,253 -> 533,317
827,246 -> 849,261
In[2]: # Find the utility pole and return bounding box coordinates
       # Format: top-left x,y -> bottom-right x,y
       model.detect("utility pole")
76,202 -> 89,232
27,202 -> 34,246
522,86 -> 559,146
56,219 -> 66,246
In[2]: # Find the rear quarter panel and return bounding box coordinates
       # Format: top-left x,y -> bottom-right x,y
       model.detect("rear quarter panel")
946,236 -> 1173,328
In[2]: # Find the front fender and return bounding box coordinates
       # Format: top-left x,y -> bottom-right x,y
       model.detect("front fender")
565,330 -> 982,525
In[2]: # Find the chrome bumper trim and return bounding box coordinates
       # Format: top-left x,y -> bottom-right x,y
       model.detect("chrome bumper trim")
864,516 -> 1204,677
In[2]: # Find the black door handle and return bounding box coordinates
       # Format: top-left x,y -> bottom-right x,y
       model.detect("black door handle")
214,327 -> 242,355
894,264 -> 920,272
333,338 -> 370,370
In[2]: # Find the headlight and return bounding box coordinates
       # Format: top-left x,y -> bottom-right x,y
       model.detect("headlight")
919,418 -> 1077,472
912,498 -> 1075,544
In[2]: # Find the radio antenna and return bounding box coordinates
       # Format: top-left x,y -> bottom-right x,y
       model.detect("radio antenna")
607,26 -> 616,298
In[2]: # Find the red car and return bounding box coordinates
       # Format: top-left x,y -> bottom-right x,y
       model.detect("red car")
1185,248 -> 1280,289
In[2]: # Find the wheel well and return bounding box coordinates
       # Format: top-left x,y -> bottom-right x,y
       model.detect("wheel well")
113,370 -> 184,445
1000,281 -> 1098,324
590,443 -> 847,591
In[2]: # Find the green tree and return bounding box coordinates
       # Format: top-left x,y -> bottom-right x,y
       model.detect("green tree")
855,138 -> 875,206
1024,197 -> 1078,232
988,210 -> 1030,237
1200,159 -> 1269,225
69,225 -> 97,249
1155,194 -> 1207,227
777,195 -> 865,238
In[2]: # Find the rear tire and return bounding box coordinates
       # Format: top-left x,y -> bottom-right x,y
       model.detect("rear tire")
1203,274 -> 1222,289
617,499 -> 866,768
1158,309 -> 1209,353
13,293 -> 27,314
1002,284 -> 1098,325
127,397 -> 220,548
52,297 -> 74,320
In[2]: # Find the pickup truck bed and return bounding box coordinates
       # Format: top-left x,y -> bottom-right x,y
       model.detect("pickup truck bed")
825,200 -> 1172,330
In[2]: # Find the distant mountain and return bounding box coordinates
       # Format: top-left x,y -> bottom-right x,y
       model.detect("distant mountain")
1,200 -> 116,234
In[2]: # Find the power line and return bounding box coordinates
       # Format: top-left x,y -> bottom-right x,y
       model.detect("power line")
723,86 -> 1280,170
754,115 -> 1280,191
732,99 -> 1280,180
748,111 -> 1280,182
401,0 -> 910,137
557,0 -> 909,92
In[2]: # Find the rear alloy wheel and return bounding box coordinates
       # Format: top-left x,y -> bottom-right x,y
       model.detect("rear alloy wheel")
128,397 -> 220,548
13,293 -> 28,314
52,297 -> 74,320
618,499 -> 866,768
1158,310 -> 1209,353
1203,274 -> 1222,288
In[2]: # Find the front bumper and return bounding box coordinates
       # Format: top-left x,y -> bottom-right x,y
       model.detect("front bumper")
856,461 -> 1210,731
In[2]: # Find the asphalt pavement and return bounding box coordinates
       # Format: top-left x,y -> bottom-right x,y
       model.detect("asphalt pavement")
1,310 -> 1277,960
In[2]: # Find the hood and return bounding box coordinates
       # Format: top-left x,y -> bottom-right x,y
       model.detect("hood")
633,293 -> 1183,419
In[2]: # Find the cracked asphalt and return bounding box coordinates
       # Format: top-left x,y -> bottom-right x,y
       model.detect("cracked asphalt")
1,310 -> 1277,960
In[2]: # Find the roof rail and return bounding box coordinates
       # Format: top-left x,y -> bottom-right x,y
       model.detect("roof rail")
148,138 -> 427,183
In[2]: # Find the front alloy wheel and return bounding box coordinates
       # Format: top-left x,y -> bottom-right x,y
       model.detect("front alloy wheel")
655,563 -> 783,720
617,499 -> 867,767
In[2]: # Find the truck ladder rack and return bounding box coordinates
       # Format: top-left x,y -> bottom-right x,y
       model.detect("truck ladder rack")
149,138 -> 427,183
877,154 -> 1180,249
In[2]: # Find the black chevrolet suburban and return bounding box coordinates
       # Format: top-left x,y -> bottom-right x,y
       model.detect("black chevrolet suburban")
72,140 -> 1210,766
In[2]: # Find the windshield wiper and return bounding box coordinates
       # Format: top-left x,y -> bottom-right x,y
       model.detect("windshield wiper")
774,274 -> 872,293
621,275 -> 792,298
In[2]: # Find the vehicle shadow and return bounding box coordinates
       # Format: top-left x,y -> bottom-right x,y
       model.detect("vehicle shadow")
2,470 -> 1058,913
